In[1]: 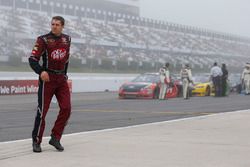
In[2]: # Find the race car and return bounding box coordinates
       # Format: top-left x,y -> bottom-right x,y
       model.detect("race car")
192,75 -> 230,96
118,73 -> 179,99
191,75 -> 212,96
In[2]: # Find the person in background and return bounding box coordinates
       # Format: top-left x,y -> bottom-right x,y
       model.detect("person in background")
241,63 -> 250,95
221,63 -> 228,96
180,64 -> 193,99
210,62 -> 223,97
159,62 -> 170,100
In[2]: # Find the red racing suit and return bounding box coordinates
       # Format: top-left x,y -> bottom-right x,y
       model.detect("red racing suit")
29,32 -> 71,144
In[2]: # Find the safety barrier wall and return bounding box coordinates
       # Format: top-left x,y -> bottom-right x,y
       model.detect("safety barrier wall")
0,80 -> 72,95
0,72 -> 136,95
71,76 -> 135,92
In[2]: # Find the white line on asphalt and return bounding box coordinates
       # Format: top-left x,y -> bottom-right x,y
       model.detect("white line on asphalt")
0,109 -> 249,145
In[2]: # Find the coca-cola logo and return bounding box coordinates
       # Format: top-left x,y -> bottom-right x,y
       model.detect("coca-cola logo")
51,48 -> 66,60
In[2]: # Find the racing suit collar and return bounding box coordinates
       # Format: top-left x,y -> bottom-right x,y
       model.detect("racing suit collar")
49,31 -> 62,38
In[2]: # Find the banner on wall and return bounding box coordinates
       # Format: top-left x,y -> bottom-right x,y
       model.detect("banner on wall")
0,80 -> 72,95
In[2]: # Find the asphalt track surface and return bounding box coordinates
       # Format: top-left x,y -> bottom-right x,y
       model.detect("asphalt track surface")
0,92 -> 250,142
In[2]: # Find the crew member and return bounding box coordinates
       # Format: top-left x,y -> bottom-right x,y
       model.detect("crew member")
180,64 -> 193,99
241,63 -> 250,95
210,62 -> 223,97
159,62 -> 170,100
221,63 -> 228,96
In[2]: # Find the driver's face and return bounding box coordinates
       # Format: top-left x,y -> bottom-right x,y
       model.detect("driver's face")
51,19 -> 64,36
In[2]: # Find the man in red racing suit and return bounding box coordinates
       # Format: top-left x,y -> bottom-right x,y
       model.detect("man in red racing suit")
29,16 -> 71,153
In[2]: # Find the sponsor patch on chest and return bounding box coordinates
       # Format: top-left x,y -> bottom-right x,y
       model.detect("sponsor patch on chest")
51,48 -> 66,60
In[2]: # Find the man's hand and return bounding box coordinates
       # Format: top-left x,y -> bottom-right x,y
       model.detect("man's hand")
40,71 -> 50,82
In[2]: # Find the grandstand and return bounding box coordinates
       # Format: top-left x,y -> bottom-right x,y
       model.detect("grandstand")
0,0 -> 249,73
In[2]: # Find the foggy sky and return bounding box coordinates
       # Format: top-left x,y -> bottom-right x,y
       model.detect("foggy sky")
140,0 -> 250,37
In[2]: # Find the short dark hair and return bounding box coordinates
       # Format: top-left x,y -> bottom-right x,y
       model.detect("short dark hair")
214,62 -> 217,66
52,16 -> 65,26
165,62 -> 169,67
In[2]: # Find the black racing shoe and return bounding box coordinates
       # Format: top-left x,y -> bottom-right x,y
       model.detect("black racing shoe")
49,135 -> 64,151
32,142 -> 42,153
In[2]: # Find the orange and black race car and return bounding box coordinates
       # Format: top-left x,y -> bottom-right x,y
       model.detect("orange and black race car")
118,73 -> 179,99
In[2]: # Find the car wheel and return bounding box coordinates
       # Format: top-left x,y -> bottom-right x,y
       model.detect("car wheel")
205,86 -> 210,96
